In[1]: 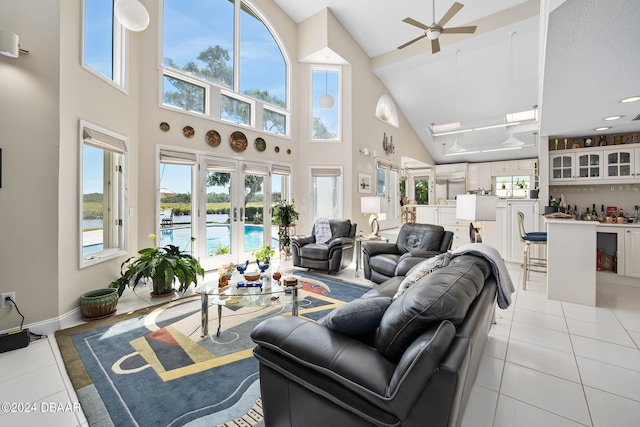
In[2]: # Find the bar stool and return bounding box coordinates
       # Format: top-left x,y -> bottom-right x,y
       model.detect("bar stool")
517,211 -> 547,290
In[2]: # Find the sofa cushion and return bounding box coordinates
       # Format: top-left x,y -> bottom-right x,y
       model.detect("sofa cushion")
299,244 -> 330,260
396,223 -> 446,254
318,296 -> 393,336
330,219 -> 352,238
375,261 -> 485,362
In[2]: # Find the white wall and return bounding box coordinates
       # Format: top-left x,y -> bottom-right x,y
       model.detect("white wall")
0,0 -> 61,331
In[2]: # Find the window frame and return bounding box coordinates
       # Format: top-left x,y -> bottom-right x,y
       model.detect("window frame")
81,0 -> 129,93
310,65 -> 342,143
161,68 -> 210,116
159,0 -> 291,137
79,120 -> 129,269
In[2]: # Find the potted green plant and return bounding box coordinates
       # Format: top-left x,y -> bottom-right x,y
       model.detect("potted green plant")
253,245 -> 275,263
272,200 -> 299,254
110,234 -> 204,297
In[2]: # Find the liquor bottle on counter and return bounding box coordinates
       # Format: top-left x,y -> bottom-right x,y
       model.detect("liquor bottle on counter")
600,205 -> 605,222
591,204 -> 598,221
585,207 -> 591,220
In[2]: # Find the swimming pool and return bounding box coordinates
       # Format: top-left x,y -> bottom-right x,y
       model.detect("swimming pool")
82,224 -> 277,256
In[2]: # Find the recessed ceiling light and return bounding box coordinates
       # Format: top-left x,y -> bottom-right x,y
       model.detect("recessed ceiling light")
603,115 -> 624,121
620,96 -> 640,103
594,127 -> 611,131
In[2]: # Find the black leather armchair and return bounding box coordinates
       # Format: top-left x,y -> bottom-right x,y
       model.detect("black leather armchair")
292,219 -> 356,273
363,223 -> 453,284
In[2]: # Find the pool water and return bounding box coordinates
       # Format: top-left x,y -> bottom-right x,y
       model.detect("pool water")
83,224 -> 277,256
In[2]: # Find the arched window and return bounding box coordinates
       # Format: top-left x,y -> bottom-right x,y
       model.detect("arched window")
375,95 -> 399,128
162,0 -> 289,135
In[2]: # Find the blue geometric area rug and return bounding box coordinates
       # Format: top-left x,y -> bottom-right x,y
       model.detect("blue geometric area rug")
55,273 -> 369,427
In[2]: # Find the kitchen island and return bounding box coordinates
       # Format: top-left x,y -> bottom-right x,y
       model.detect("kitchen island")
545,218 -> 640,306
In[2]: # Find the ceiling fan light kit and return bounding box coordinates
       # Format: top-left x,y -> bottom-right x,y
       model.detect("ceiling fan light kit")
398,1 -> 476,54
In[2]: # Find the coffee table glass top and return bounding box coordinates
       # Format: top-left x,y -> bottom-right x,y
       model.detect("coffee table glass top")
197,280 -> 297,307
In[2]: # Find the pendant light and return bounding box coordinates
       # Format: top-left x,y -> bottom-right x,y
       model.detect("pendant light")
115,0 -> 150,32
502,32 -> 524,147
319,57 -> 334,110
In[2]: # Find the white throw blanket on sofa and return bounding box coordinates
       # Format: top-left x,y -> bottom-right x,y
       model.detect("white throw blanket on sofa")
451,243 -> 515,309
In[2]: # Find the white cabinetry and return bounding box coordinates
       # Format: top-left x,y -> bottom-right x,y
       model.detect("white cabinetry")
490,159 -> 536,176
435,163 -> 467,174
467,163 -> 491,191
604,149 -> 634,180
505,200 -> 538,263
438,207 -> 470,250
416,206 -> 438,225
481,205 -> 507,256
549,151 -> 603,183
625,228 -> 640,278
549,153 -> 575,182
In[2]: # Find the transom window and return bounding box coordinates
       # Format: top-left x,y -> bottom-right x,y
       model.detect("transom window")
162,0 -> 289,135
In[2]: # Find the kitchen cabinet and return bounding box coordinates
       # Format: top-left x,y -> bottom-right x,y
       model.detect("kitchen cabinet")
505,200 -> 538,263
435,163 -> 467,174
416,206 -> 438,225
605,149 -> 634,179
481,205 -> 507,256
438,208 -> 471,250
625,228 -> 640,278
467,163 -> 491,191
490,159 -> 536,176
549,151 -> 603,183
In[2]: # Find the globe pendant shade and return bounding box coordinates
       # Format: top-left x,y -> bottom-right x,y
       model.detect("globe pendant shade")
319,93 -> 334,110
115,0 -> 150,32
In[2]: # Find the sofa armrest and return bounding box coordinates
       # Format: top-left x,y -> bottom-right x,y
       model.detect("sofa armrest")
292,234 -> 315,248
328,236 -> 354,250
362,242 -> 398,257
251,316 -> 454,419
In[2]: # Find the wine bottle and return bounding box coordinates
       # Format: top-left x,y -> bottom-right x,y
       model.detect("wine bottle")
600,204 -> 605,222
591,204 -> 598,221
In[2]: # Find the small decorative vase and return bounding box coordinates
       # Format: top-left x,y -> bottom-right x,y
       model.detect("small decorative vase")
272,272 -> 282,281
80,288 -> 119,320
236,260 -> 250,274
257,259 -> 269,273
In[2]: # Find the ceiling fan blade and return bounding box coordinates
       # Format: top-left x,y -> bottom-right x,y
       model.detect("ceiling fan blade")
442,25 -> 477,34
398,34 -> 427,50
436,2 -> 464,28
431,38 -> 441,54
402,17 -> 431,31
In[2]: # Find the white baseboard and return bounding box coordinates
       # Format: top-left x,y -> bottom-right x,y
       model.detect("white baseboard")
0,307 -> 82,336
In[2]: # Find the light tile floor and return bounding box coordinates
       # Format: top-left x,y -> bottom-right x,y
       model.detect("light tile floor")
2,261 -> 640,426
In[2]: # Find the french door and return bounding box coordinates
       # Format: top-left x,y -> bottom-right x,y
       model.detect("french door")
199,158 -> 270,271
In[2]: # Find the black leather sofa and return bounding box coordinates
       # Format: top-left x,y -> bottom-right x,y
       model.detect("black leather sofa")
251,254 -> 497,427
291,218 -> 356,273
363,223 -> 454,284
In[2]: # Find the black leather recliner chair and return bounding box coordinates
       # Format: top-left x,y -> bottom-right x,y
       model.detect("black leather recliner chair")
291,219 -> 356,273
363,223 -> 453,284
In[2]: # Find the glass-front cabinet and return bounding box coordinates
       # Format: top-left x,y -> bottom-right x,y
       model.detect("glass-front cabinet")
550,153 -> 574,182
576,151 -> 603,180
605,149 -> 634,179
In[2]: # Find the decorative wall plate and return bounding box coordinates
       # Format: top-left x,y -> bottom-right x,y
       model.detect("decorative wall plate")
159,122 -> 170,132
255,137 -> 266,152
230,131 -> 248,152
206,130 -> 221,147
182,126 -> 195,138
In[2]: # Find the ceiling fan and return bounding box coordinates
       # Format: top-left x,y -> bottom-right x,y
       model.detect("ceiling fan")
398,1 -> 477,53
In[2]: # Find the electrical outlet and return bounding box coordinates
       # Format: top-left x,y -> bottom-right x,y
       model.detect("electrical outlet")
1,292 -> 15,309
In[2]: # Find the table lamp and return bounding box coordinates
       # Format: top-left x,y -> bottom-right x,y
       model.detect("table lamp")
456,195 -> 498,243
361,196 -> 388,236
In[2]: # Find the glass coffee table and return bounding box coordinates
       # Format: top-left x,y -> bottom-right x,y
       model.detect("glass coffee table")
197,277 -> 301,337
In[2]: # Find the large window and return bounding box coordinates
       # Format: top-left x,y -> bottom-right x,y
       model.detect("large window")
80,121 -> 128,268
83,0 -> 126,88
162,0 -> 288,133
311,66 -> 340,141
311,167 -> 343,222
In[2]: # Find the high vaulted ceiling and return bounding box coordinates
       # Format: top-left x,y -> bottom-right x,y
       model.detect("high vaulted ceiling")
274,0 -> 640,165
